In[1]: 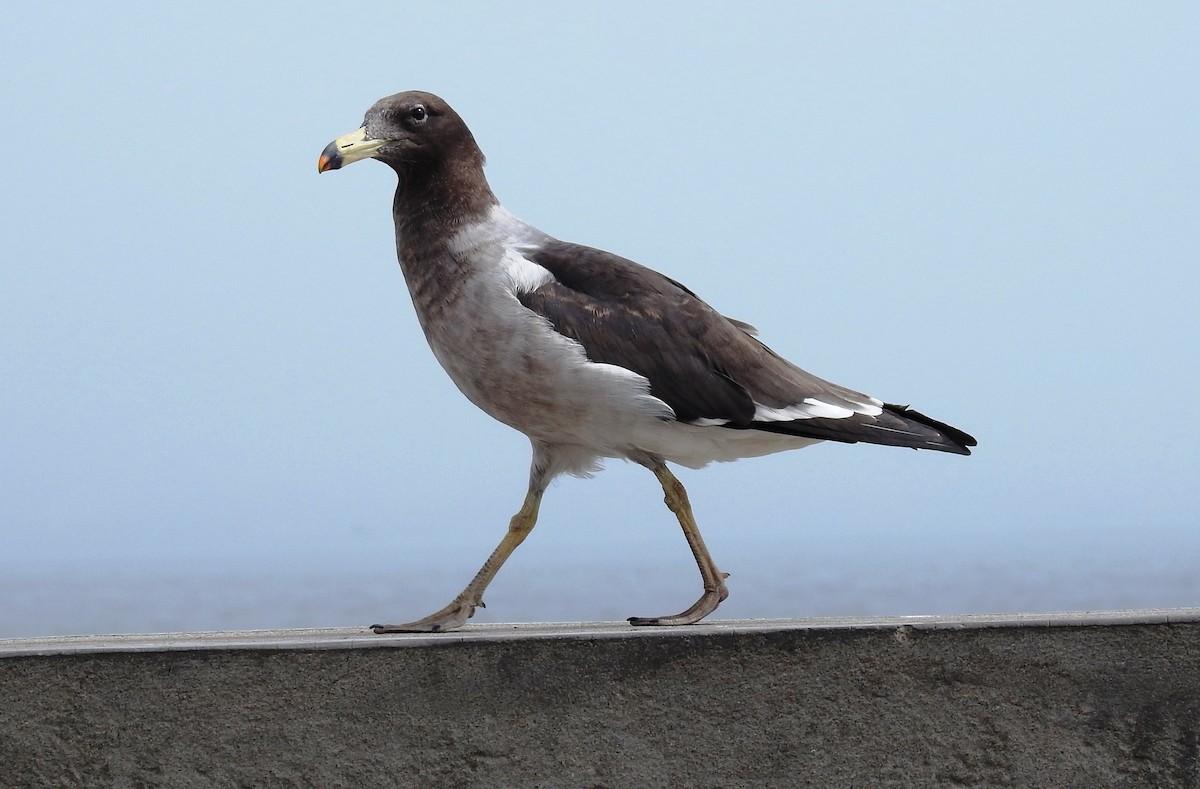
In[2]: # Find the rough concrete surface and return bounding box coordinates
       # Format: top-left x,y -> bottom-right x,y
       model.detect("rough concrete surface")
1,613 -> 1199,788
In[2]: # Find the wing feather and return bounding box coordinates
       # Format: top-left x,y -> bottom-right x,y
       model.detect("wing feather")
517,239 -> 975,455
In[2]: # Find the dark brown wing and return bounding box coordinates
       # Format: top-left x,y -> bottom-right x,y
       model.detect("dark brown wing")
519,240 -> 975,454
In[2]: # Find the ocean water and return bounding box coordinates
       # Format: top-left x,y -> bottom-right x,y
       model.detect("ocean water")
3,536 -> 1197,639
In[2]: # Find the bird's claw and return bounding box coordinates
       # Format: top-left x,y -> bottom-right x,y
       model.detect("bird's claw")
627,578 -> 730,627
371,597 -> 477,633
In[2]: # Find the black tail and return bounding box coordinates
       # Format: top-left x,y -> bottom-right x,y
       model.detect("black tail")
731,403 -> 976,455
875,404 -> 977,455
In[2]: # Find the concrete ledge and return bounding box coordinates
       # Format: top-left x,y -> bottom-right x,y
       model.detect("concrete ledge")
3,609 -> 1200,786
6,609 -> 1199,657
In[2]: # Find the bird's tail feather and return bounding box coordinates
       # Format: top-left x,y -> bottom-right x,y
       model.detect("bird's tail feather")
732,403 -> 976,455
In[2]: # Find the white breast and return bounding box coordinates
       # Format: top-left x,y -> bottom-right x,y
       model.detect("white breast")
411,205 -> 826,473
424,207 -> 674,455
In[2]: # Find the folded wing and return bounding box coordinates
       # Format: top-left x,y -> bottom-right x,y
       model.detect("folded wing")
517,240 -> 976,455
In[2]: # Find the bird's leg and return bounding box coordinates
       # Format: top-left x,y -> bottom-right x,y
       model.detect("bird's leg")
371,486 -> 545,634
628,462 -> 730,626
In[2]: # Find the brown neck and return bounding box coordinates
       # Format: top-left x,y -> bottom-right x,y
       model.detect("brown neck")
389,159 -> 498,331
390,158 -> 497,254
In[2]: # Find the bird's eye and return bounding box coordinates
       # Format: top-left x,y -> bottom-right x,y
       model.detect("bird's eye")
409,105 -> 427,123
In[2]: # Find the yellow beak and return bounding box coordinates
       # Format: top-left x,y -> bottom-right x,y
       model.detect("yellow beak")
318,127 -> 388,173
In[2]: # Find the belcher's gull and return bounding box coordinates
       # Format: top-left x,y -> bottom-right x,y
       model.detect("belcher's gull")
318,90 -> 976,633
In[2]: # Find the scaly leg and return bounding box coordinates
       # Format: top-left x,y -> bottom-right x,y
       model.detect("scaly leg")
628,462 -> 730,626
371,485 -> 544,633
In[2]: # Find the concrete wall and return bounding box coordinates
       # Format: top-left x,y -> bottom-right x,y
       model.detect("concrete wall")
2,611 -> 1199,787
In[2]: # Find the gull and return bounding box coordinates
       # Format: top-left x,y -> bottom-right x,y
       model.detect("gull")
318,91 -> 976,632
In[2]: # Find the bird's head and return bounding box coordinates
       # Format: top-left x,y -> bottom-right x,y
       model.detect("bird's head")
317,91 -> 485,175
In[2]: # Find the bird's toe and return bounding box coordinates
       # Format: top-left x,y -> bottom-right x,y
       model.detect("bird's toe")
627,581 -> 729,627
370,598 -> 476,634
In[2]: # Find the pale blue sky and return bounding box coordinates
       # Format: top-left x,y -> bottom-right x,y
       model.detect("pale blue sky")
2,3 -> 1197,635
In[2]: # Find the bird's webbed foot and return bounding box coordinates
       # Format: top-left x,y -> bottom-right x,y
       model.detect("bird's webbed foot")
371,596 -> 479,634
627,574 -> 730,627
